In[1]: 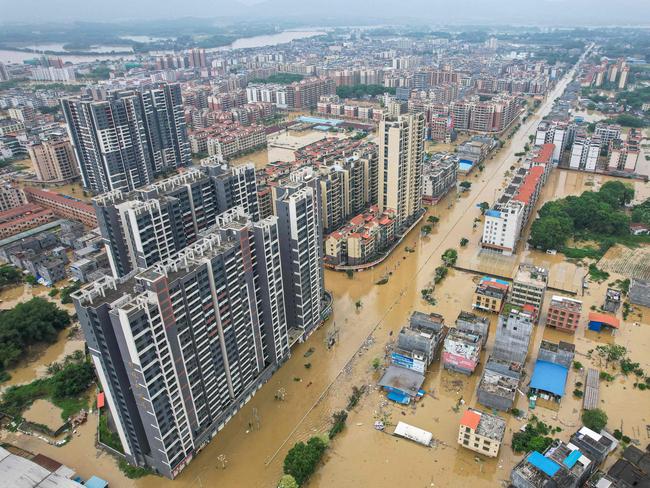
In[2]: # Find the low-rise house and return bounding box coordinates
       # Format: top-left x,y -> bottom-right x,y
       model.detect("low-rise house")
477,356 -> 522,411
458,408 -> 506,458
473,276 -> 509,313
546,296 -> 582,333
570,427 -> 617,466
510,264 -> 548,318
455,310 -> 490,345
529,341 -> 575,409
443,328 -> 483,375
629,279 -> 650,308
511,440 -> 595,488
392,312 -> 448,372
587,312 -> 620,334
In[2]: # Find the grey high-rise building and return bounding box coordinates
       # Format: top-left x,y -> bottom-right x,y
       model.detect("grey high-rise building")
94,164 -> 259,277
62,82 -> 190,194
275,175 -> 325,341
72,208 -> 289,479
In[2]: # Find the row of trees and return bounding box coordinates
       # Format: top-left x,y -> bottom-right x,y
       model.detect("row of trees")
530,181 -> 635,251
0,297 -> 71,373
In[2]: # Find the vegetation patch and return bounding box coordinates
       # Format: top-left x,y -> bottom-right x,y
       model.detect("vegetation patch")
0,297 -> 71,378
511,416 -> 554,453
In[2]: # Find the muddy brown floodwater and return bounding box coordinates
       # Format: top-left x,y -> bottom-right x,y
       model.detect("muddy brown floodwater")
3,68 -> 650,488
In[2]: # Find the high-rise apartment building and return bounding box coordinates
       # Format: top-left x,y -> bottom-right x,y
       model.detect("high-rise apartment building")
275,178 -> 324,340
28,137 -> 79,182
318,148 -> 378,233
72,208 -> 289,479
0,62 -> 9,82
94,164 -> 259,278
569,133 -> 601,172
378,112 -> 425,228
62,82 -> 190,193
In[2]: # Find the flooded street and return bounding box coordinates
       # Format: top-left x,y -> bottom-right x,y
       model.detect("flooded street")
3,67 -> 650,488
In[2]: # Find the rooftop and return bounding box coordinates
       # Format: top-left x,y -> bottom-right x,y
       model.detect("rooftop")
530,360 -> 569,397
461,408 -> 506,441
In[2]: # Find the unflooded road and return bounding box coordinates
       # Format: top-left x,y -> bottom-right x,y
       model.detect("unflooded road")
4,62 -> 650,488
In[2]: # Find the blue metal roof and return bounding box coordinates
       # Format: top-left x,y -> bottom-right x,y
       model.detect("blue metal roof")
563,449 -> 582,469
485,209 -> 501,218
84,476 -> 109,488
530,360 -> 569,397
527,451 -> 560,477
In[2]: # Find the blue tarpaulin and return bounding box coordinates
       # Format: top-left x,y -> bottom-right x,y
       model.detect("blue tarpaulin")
530,360 -> 569,397
387,391 -> 411,405
485,209 -> 501,218
563,449 -> 582,468
527,451 -> 560,477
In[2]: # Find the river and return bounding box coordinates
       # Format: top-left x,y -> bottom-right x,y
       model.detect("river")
0,30 -> 326,65
3,54 -> 650,488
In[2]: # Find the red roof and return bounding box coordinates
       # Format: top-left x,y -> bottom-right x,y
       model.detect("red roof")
588,312 -> 620,329
533,143 -> 555,164
514,166 -> 544,205
460,409 -> 481,430
97,392 -> 105,409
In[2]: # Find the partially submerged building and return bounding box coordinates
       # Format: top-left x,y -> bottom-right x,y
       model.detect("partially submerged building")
473,276 -> 509,313
529,341 -> 575,409
492,303 -> 535,364
546,296 -> 582,334
380,311 -> 447,404
629,279 -> 650,308
603,288 -> 622,313
510,264 -> 548,317
392,312 -> 448,372
455,310 -> 490,346
476,356 -> 523,411
587,312 -> 620,334
511,440 -> 595,488
458,408 -> 506,458
443,328 -> 483,375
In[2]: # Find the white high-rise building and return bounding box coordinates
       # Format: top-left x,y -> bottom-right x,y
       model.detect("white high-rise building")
378,112 -> 425,228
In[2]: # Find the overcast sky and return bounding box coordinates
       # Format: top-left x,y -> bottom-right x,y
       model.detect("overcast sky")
1,0 -> 649,25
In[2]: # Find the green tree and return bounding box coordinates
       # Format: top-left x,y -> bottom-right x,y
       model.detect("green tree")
278,475 -> 299,488
0,297 -> 71,370
459,181 -> 472,190
283,436 -> 328,486
441,249 -> 458,266
530,215 -> 573,250
478,202 -> 490,215
0,265 -> 22,288
51,361 -> 94,399
582,409 -> 608,432
460,238 -> 469,247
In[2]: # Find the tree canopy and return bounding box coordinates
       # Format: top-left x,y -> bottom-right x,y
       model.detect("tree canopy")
283,436 -> 328,486
529,181 -> 634,251
582,409 -> 608,432
336,84 -> 395,99
0,297 -> 71,371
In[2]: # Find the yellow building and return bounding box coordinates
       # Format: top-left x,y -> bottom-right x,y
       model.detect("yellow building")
458,408 -> 506,458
